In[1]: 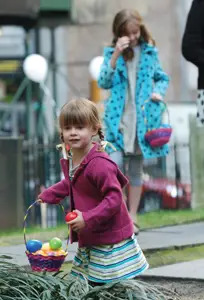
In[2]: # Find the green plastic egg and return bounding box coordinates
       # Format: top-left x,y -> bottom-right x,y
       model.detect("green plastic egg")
49,237 -> 62,250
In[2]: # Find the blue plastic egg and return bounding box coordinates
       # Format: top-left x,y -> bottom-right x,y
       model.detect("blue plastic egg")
26,240 -> 42,253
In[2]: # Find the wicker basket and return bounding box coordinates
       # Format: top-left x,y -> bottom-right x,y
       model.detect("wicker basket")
143,100 -> 172,148
24,200 -> 68,272
145,125 -> 172,148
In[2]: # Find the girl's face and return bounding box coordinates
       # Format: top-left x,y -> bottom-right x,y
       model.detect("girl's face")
123,20 -> 141,47
62,124 -> 97,151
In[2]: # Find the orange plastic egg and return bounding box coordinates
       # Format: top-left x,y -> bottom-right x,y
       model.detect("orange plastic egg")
33,250 -> 44,256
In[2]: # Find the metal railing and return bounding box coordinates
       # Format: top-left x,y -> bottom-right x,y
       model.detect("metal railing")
22,139 -> 69,227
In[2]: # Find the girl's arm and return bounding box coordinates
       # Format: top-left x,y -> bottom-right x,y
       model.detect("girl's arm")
82,158 -> 124,230
153,53 -> 169,99
38,179 -> 69,204
98,38 -> 129,89
98,51 -> 116,89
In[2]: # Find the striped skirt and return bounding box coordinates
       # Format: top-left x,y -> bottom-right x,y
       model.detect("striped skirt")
71,234 -> 149,283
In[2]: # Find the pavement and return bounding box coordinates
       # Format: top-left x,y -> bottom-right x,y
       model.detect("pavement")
138,222 -> 204,280
1,222 -> 204,280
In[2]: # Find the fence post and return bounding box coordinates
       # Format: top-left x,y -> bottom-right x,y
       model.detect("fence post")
40,203 -> 47,229
189,116 -> 204,208
0,137 -> 24,229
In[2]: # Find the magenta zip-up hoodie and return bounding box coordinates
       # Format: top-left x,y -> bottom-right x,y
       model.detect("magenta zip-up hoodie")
39,143 -> 134,247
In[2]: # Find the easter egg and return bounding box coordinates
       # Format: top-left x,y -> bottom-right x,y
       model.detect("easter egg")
55,249 -> 66,256
26,240 -> 42,253
49,237 -> 62,250
35,250 -> 45,256
47,251 -> 56,256
65,211 -> 78,222
42,242 -> 51,252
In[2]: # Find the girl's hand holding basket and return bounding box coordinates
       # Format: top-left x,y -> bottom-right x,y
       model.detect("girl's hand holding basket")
151,93 -> 163,101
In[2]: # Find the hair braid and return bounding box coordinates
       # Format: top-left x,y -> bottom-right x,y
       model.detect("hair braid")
60,132 -> 64,143
98,127 -> 105,151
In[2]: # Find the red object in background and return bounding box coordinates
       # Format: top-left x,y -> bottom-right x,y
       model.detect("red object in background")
65,211 -> 78,222
139,177 -> 191,213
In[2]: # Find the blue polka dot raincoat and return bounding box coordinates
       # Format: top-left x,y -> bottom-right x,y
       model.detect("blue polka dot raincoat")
98,43 -> 170,159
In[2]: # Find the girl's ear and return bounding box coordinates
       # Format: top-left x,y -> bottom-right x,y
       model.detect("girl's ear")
92,125 -> 100,137
92,129 -> 98,137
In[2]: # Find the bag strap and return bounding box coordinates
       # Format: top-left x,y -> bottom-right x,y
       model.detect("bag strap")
141,99 -> 171,130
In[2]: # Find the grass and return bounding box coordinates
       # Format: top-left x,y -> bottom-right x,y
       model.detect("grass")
0,225 -> 69,246
138,208 -> 204,229
0,259 -> 179,300
0,208 -> 204,246
145,244 -> 204,268
61,244 -> 204,274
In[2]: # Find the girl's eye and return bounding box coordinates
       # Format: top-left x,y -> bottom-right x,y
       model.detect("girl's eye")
77,126 -> 84,130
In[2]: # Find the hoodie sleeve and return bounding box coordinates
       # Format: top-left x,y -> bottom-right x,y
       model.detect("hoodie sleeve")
182,0 -> 204,66
38,179 -> 69,204
82,158 -> 127,230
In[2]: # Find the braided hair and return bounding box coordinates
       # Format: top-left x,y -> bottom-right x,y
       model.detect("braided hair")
60,132 -> 64,143
98,127 -> 105,151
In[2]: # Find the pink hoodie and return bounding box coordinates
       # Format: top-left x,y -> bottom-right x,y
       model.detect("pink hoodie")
39,143 -> 134,247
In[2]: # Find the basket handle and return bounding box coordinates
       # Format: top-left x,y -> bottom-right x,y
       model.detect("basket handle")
142,99 -> 171,130
23,200 -> 69,252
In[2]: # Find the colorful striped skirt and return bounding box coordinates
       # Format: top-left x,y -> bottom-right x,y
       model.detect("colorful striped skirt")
71,234 -> 149,283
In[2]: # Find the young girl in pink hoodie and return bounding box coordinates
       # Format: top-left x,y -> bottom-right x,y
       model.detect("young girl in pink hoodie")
38,98 -> 148,285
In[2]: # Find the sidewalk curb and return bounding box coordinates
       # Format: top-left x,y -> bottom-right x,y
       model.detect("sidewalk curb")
140,219 -> 204,231
143,242 -> 204,253
139,274 -> 204,282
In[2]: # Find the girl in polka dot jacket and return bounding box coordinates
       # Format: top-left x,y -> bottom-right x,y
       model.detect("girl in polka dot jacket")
98,9 -> 170,233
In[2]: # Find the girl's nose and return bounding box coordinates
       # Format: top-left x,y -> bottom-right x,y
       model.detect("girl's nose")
70,127 -> 77,135
129,34 -> 135,41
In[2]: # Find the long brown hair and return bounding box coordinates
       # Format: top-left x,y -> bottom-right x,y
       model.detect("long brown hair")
112,9 -> 155,61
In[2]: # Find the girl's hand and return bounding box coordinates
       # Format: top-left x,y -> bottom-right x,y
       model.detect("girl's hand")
67,210 -> 85,232
115,36 -> 130,54
151,93 -> 163,102
111,36 -> 130,69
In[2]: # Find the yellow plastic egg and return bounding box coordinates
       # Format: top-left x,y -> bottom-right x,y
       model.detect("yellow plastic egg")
42,243 -> 51,252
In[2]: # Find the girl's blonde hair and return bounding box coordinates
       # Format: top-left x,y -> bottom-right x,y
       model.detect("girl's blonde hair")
59,98 -> 105,149
112,9 -> 155,61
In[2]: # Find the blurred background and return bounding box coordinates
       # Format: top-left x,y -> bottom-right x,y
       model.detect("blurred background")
0,0 -> 202,230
